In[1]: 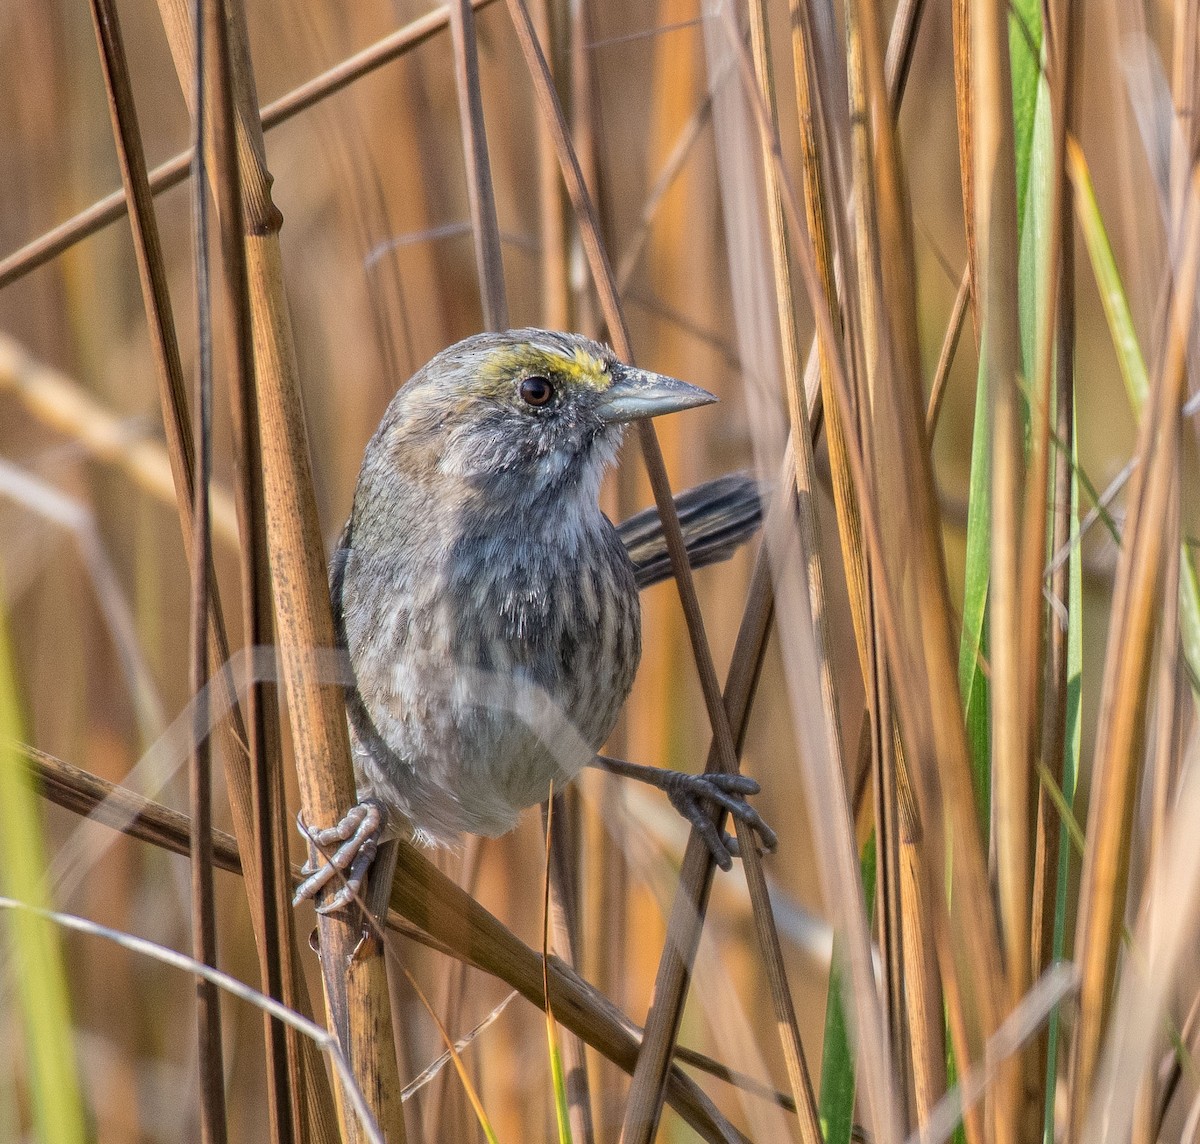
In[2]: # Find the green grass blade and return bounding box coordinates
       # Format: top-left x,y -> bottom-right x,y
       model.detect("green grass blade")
1070,141 -> 1200,688
546,1007 -> 573,1144
0,605 -> 87,1144
1069,143 -> 1149,409
959,353 -> 993,829
818,833 -> 877,1144
1009,0 -> 1044,235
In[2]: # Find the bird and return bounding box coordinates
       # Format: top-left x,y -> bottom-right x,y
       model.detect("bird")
294,329 -> 776,914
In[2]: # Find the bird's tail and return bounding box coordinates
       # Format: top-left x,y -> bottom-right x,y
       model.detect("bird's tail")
616,472 -> 763,590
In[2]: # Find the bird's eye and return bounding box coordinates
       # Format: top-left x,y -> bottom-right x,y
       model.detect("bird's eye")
519,376 -> 555,406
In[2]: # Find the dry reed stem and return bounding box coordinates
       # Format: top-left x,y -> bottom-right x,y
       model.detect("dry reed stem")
614,94 -> 714,294
741,4 -> 828,1137
1030,160 -> 1078,1144
974,0 -> 1031,1095
0,0 -> 499,291
554,10 -> 604,1137
850,0 -> 960,1129
799,5 -> 949,1127
898,768 -> 947,1126
843,1 -> 912,1122
186,0 -> 231,1137
790,0 -> 868,669
1130,480 -> 1182,1144
1067,167 -> 1200,1144
1083,696 -> 1200,1144
151,0 -> 405,1135
883,0 -> 925,105
621,502 -> 778,1141
448,0 -> 508,332
533,0 -> 570,332
1025,2 -> 1080,1131
952,0 -> 980,341
197,0 -> 298,1135
926,266 -> 972,436
543,796 -> 596,1144
971,0 -> 1029,1136
390,842 -> 748,1143
620,0 -> 930,1135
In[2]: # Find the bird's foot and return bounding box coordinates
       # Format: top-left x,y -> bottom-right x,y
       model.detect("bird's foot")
592,756 -> 777,870
293,798 -> 387,913
660,770 -> 778,870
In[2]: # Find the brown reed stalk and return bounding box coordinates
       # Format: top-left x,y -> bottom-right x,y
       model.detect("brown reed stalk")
1022,1 -> 1080,1133
973,0 -> 1029,1108
150,0 -> 406,1136
971,0 -> 1028,1137
195,0 -> 296,1137
449,0 -> 508,331
926,267 -> 972,435
188,2 -> 230,1137
953,0 -> 980,341
843,1 -> 914,1124
540,12 -> 599,1138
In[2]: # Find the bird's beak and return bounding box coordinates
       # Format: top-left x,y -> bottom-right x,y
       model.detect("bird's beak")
595,365 -> 718,424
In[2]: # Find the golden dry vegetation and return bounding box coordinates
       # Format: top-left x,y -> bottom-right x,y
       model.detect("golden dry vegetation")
0,1 -> 1197,1142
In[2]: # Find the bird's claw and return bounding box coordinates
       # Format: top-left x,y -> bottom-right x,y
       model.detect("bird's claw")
663,771 -> 778,871
293,798 -> 387,913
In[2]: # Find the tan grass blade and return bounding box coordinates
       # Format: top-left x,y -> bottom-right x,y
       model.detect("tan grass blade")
1085,723 -> 1200,1143
1066,167 -> 1200,1143
952,0 -> 979,340
974,0 -> 1030,1057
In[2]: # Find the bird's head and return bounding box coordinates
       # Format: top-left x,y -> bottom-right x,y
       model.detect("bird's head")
367,329 -> 716,509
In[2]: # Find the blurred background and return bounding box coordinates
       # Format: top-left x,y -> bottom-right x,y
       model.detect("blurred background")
0,0 -> 1178,1139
